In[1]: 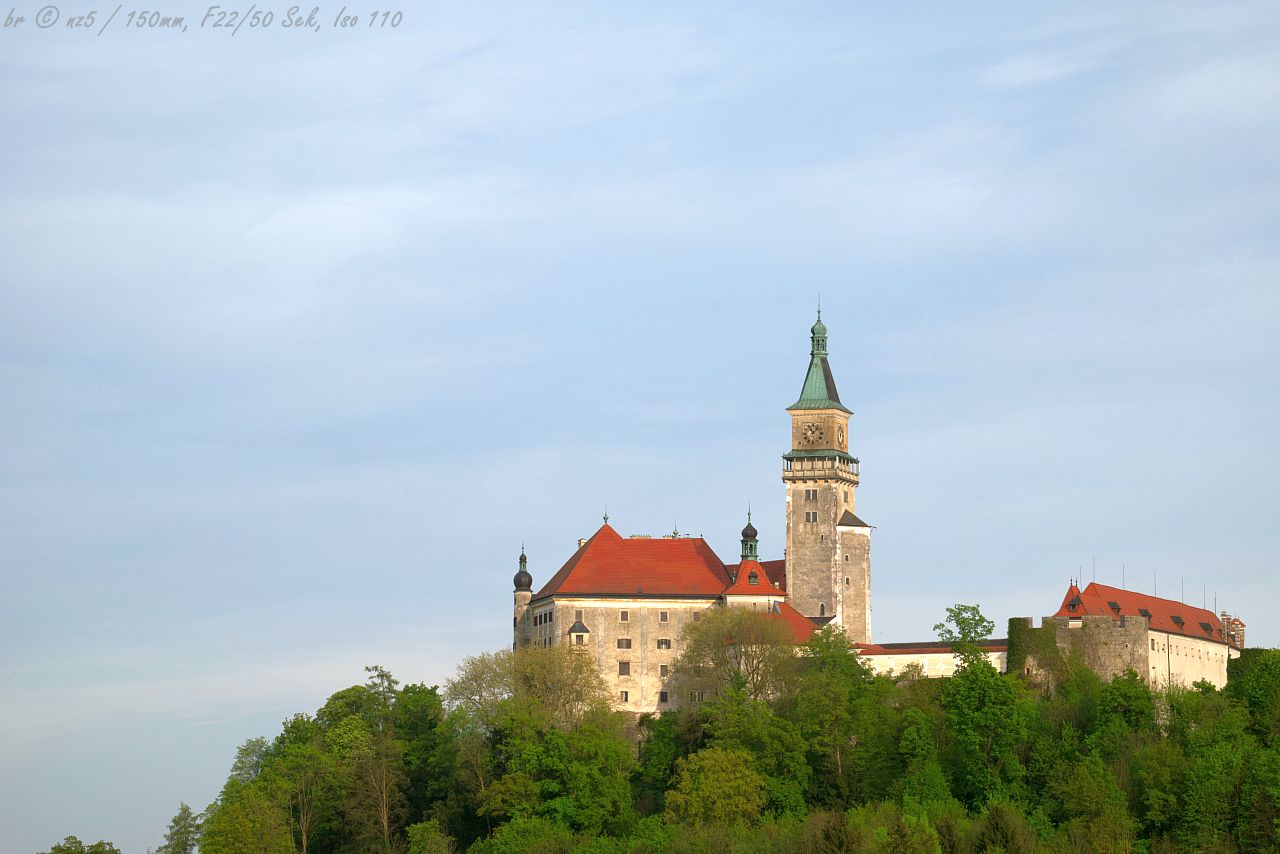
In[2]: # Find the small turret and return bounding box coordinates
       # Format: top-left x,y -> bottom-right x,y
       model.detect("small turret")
513,546 -> 533,649
513,547 -> 533,591
740,510 -> 759,562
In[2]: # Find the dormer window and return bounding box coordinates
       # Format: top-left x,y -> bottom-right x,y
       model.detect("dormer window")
1139,608 -> 1152,618
748,571 -> 759,586
567,619 -> 590,647
1171,615 -> 1185,627
1107,600 -> 1121,613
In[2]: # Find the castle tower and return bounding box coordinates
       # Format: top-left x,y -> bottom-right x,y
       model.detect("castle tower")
513,546 -> 533,649
783,311 -> 872,643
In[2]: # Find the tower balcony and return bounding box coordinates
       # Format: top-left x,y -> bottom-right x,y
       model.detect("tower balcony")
782,450 -> 859,483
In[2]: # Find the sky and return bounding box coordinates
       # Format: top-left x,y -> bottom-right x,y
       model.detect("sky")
2,1 -> 1279,850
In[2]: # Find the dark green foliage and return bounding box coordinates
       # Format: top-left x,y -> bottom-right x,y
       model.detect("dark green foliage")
973,800 -> 1038,854
159,617 -> 1279,854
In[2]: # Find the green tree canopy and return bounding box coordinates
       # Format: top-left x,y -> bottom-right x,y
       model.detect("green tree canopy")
672,605 -> 796,701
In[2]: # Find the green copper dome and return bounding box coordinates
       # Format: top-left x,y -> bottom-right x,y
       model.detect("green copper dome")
788,310 -> 850,413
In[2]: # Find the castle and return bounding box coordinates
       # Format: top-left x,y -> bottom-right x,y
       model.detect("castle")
509,313 -> 1243,711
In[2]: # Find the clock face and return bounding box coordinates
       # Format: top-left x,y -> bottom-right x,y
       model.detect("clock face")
802,422 -> 825,444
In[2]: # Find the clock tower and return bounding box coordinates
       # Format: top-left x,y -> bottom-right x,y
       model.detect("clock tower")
783,311 -> 872,643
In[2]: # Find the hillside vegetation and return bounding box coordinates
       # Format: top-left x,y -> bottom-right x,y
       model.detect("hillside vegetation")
46,607 -> 1280,854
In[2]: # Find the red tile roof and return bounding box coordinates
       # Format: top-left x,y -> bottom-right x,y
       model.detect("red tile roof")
723,559 -> 786,596
769,601 -> 818,643
532,524 -> 732,600
1052,582 -> 1232,646
723,559 -> 787,592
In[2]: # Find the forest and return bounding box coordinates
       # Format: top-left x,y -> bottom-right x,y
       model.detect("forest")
41,605 -> 1280,854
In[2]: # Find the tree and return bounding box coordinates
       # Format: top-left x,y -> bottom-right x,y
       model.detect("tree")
445,645 -> 611,730
940,654 -> 1031,807
672,606 -> 796,701
789,625 -> 871,802
395,682 -> 450,824
477,699 -> 635,835
326,710 -> 408,854
663,746 -> 767,827
199,781 -> 293,854
933,604 -> 995,668
265,716 -> 338,854
226,737 -> 272,787
702,688 -> 810,816
37,838 -> 121,854
406,818 -> 457,854
155,802 -> 200,854
1240,650 -> 1280,746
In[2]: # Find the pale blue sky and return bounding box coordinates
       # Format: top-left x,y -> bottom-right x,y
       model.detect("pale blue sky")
3,2 -> 1279,851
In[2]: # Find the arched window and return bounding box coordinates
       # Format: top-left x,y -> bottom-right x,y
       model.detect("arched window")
819,603 -> 826,617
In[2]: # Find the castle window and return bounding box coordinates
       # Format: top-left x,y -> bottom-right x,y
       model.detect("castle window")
617,638 -> 631,649
657,638 -> 671,650
659,611 -> 669,622
619,610 -> 629,622
805,489 -> 818,501
819,603 -> 826,617
618,661 -> 630,676
845,577 -> 850,586
844,554 -> 849,562
660,664 -> 669,677
843,490 -> 849,502
659,691 -> 668,704
1151,638 -> 1156,651
619,691 -> 628,703
575,609 -> 583,621
574,635 -> 584,645
689,691 -> 705,703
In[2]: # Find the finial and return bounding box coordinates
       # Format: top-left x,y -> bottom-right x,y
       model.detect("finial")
672,518 -> 679,538
603,505 -> 609,524
747,503 -> 752,524
817,294 -> 821,321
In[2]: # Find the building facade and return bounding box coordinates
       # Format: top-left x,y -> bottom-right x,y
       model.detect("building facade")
1009,582 -> 1245,689
510,313 -> 865,713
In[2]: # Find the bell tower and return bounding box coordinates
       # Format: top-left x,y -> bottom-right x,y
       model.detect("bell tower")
783,311 -> 871,643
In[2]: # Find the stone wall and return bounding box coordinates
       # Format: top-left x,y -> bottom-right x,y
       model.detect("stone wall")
1006,615 -> 1233,689
836,526 -> 871,643
529,596 -> 716,713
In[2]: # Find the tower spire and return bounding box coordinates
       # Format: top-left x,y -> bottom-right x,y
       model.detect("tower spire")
513,544 -> 532,591
788,310 -> 848,412
740,507 -> 759,561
